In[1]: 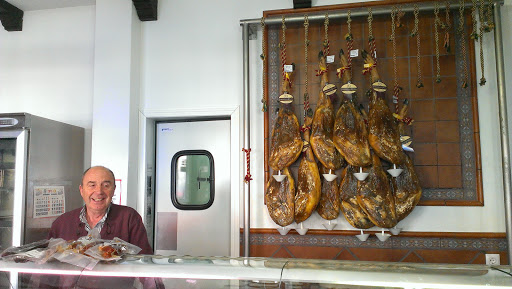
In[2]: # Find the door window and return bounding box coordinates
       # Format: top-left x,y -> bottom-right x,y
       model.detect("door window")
171,150 -> 214,210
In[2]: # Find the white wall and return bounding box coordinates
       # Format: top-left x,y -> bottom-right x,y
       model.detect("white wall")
1,0 -> 511,233
0,6 -> 95,168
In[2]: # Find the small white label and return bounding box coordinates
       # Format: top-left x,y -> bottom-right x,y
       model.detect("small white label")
326,55 -> 335,63
373,51 -> 377,59
284,65 -> 294,72
350,49 -> 359,58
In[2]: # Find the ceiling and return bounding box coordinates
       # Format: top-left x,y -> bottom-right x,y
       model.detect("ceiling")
6,0 -> 95,11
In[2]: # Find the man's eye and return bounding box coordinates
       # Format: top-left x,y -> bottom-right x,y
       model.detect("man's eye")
88,184 -> 96,188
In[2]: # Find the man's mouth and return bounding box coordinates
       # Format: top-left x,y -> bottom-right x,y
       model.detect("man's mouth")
92,197 -> 105,202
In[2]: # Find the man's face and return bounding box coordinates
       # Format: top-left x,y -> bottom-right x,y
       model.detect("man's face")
79,167 -> 115,215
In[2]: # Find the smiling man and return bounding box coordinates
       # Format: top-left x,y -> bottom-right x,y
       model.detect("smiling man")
48,166 -> 152,254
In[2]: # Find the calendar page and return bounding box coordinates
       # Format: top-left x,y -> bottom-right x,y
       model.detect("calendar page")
33,186 -> 65,218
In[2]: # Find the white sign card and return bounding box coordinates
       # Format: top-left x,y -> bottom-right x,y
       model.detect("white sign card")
350,49 -> 359,58
326,55 -> 335,63
33,186 -> 65,218
283,64 -> 294,72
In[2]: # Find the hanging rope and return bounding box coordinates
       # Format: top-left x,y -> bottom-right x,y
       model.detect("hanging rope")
280,16 -> 291,89
443,1 -> 452,53
484,0 -> 494,32
242,148 -> 252,183
323,13 -> 330,58
346,10 -> 353,81
366,7 -> 377,83
470,0 -> 479,40
478,0 -> 486,85
434,2 -> 442,83
411,4 -> 423,88
391,6 -> 400,113
459,0 -> 469,88
260,17 -> 267,112
303,15 -> 311,124
396,5 -> 405,28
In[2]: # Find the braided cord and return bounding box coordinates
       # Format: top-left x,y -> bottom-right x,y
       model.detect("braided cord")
304,15 -> 310,120
281,16 -> 287,86
391,6 -> 400,113
260,18 -> 267,112
411,5 -> 423,88
323,13 -> 330,57
485,0 -> 494,31
458,0 -> 469,88
367,8 -> 377,83
478,0 -> 486,85
471,0 -> 479,40
347,10 -> 353,81
434,2 -> 442,83
242,148 -> 252,183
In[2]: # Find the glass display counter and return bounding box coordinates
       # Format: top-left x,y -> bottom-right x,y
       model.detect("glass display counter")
0,255 -> 511,288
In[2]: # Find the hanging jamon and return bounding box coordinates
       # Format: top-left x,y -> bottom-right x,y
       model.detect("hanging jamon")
266,16 -> 302,229
295,15 -> 322,233
310,13 -> 344,182
333,9 -> 371,173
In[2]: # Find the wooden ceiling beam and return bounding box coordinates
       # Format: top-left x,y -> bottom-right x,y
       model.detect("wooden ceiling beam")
133,0 -> 157,21
0,0 -> 23,31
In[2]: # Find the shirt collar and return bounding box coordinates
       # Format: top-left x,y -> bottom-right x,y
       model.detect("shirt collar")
79,203 -> 112,232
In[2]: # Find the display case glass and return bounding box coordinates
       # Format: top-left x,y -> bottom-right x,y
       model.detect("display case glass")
0,255 -> 511,288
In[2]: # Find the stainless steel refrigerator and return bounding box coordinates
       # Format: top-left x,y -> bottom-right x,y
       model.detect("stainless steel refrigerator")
0,113 -> 84,251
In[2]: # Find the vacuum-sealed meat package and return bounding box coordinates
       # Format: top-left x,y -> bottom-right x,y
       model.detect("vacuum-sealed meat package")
85,237 -> 142,262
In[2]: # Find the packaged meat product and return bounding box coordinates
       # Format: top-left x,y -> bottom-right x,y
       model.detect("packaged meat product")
2,238 -> 66,264
85,238 -> 142,262
53,250 -> 99,270
0,239 -> 50,258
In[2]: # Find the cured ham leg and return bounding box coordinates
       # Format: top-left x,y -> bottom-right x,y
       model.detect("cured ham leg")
311,51 -> 343,171
295,116 -> 321,223
357,153 -> 397,228
333,50 -> 371,167
339,165 -> 373,229
269,74 -> 303,171
364,52 -> 404,165
265,167 -> 295,227
317,164 -> 340,220
392,154 -> 422,221
393,100 -> 422,222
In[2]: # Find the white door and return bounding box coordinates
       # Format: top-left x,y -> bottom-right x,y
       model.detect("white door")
155,119 -> 230,256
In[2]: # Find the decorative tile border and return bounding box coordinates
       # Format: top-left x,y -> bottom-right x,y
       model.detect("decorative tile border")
246,233 -> 507,252
422,12 -> 478,202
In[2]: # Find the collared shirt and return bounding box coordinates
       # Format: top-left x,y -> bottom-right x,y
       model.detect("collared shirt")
79,203 -> 112,235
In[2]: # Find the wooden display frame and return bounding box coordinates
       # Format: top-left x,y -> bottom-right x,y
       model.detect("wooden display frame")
262,0 -> 483,206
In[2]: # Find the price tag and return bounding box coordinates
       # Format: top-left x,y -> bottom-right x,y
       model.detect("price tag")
350,49 -> 359,58
326,55 -> 335,63
284,65 -> 294,72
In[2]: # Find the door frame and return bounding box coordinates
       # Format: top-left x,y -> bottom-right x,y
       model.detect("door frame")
138,107 -> 240,257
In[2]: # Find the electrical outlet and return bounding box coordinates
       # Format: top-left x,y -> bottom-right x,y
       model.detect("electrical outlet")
485,254 -> 500,265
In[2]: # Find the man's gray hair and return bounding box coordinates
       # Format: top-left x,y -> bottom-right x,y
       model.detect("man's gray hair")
81,166 -> 116,185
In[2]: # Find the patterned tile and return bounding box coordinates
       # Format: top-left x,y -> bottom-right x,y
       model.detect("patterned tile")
246,233 -> 508,264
